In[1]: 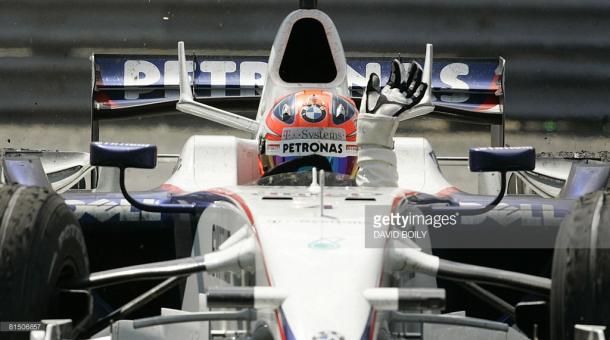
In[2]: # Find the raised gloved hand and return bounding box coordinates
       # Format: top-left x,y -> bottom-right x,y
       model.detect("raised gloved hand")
362,59 -> 428,118
356,52 -> 432,187
357,59 -> 428,149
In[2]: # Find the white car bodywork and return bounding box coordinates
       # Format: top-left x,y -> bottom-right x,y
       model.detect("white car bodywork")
155,132 -> 449,339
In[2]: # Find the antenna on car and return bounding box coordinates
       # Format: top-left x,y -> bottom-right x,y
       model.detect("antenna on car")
309,167 -> 321,194
319,169 -> 325,216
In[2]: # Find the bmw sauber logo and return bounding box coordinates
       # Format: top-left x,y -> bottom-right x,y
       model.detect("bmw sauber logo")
301,105 -> 327,123
313,330 -> 345,340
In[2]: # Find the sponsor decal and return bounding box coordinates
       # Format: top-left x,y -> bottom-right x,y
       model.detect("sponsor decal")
95,56 -> 502,112
266,144 -> 281,153
301,105 -> 326,122
268,127 -> 356,157
313,330 -> 345,340
266,139 -> 357,157
281,127 -> 346,141
66,198 -> 162,222
99,57 -> 498,95
212,224 -> 231,251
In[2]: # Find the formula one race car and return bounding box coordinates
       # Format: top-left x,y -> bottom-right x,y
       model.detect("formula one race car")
1,1 -> 609,340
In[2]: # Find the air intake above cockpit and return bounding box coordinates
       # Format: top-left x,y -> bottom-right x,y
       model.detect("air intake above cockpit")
279,18 -> 337,83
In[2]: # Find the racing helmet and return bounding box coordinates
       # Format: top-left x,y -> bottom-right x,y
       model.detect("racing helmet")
258,90 -> 358,176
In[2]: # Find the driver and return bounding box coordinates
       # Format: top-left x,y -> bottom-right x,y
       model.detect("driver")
258,60 -> 427,187
258,90 -> 359,176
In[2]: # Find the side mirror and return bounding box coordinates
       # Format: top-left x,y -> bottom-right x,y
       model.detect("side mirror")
469,147 -> 535,173
461,146 -> 535,214
89,142 -> 195,214
432,146 -> 536,216
90,142 -> 157,169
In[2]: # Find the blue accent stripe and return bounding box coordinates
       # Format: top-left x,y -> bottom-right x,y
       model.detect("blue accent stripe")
281,309 -> 297,340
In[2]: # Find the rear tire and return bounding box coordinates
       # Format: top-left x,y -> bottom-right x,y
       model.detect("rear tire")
551,190 -> 610,340
0,184 -> 89,339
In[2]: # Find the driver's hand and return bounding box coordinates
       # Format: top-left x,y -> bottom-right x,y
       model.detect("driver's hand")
361,59 -> 427,117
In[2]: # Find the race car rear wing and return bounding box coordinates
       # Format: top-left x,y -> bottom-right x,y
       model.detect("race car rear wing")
91,50 -> 505,144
